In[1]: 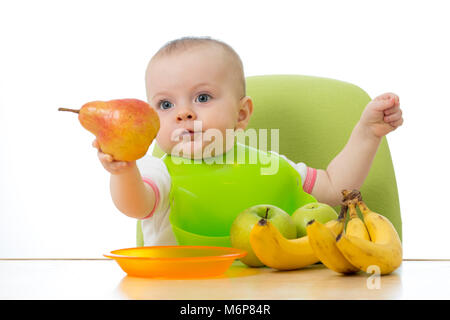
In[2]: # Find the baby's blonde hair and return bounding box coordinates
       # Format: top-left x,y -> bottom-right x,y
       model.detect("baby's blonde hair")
147,36 -> 246,98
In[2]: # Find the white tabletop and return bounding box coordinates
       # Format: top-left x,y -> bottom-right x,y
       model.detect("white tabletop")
1,259 -> 449,300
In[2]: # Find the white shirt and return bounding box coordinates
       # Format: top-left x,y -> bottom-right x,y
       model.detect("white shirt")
136,141 -> 317,246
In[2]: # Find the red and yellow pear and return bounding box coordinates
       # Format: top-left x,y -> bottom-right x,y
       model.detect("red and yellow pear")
59,98 -> 159,161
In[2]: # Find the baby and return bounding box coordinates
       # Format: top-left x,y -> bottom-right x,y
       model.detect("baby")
93,36 -> 403,246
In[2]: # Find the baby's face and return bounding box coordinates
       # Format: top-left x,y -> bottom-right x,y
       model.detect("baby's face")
146,45 -> 250,159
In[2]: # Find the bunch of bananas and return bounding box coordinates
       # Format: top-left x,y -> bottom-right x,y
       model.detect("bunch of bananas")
249,189 -> 402,275
249,203 -> 347,271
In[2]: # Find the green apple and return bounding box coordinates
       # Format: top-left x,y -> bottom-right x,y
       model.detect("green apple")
230,204 -> 297,267
292,202 -> 338,238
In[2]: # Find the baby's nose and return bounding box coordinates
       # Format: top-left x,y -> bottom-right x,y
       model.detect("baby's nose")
176,108 -> 196,122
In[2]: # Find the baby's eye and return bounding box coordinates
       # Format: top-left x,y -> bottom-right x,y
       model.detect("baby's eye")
159,100 -> 174,110
195,93 -> 211,103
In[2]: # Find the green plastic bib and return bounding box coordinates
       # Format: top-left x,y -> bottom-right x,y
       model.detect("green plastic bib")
162,142 -> 316,247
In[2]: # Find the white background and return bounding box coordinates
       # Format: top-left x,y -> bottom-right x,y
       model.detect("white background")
0,0 -> 449,259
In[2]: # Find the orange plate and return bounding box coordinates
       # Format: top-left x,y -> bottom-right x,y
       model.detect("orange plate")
104,245 -> 247,279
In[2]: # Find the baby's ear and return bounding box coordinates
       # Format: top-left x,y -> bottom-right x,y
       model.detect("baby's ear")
237,96 -> 253,123
236,96 -> 253,130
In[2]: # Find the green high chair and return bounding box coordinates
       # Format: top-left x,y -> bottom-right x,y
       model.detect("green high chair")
136,74 -> 402,246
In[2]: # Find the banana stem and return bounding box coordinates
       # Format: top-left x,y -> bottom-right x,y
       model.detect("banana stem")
341,189 -> 352,200
58,108 -> 80,114
357,200 -> 370,215
348,200 -> 358,219
338,203 -> 348,221
341,189 -> 363,220
341,189 -> 362,202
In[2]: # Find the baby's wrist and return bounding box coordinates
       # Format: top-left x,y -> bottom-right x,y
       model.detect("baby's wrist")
355,121 -> 382,144
110,161 -> 137,176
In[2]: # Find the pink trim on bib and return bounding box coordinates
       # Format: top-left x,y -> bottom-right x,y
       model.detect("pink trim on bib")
141,177 -> 160,219
303,167 -> 317,194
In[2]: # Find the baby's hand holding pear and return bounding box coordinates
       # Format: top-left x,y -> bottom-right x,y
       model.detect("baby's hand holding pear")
92,139 -> 136,175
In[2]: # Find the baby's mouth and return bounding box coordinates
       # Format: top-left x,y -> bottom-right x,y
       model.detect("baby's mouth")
179,129 -> 203,140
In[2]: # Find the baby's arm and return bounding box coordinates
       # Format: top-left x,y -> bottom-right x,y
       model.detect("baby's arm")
93,139 -> 156,219
310,93 -> 403,206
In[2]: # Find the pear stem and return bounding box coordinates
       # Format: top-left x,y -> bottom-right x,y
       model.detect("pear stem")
58,108 -> 80,114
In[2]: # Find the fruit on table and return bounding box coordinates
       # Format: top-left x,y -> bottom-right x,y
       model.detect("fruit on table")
230,205 -> 297,267
306,202 -> 359,274
292,202 -> 338,238
58,99 -> 159,161
249,206 -> 347,271
336,191 -> 403,275
345,197 -> 370,241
